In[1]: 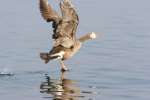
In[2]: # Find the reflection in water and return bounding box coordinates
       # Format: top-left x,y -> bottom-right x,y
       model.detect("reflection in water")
40,72 -> 94,100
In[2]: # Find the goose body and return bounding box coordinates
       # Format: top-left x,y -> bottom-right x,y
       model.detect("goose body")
39,0 -> 96,71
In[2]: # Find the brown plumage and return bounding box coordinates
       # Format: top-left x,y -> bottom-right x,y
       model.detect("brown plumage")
39,0 -> 96,71
39,0 -> 60,22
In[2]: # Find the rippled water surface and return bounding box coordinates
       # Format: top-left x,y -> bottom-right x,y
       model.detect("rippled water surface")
0,0 -> 150,100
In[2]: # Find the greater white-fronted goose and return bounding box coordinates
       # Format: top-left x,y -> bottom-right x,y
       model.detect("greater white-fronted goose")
39,0 -> 96,71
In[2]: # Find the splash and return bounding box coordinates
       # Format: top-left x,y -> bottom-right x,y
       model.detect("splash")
0,68 -> 14,76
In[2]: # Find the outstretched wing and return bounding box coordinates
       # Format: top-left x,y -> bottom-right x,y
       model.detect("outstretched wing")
52,0 -> 79,48
39,0 -> 60,23
53,0 -> 79,39
60,0 -> 79,23
60,0 -> 79,38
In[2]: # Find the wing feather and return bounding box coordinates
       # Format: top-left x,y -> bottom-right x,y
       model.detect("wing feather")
39,0 -> 60,22
54,0 -> 79,39
52,0 -> 79,48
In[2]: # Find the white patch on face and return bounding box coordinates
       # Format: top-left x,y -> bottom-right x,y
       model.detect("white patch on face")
90,32 -> 97,39
50,51 -> 65,59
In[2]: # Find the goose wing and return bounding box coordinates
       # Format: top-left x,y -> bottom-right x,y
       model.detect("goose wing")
60,0 -> 79,24
52,0 -> 79,48
60,0 -> 79,39
53,0 -> 79,40
39,0 -> 60,23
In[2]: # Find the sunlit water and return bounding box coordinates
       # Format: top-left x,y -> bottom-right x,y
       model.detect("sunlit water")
0,0 -> 150,100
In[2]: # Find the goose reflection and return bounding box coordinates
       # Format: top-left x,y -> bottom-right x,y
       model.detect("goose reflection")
40,72 -> 85,100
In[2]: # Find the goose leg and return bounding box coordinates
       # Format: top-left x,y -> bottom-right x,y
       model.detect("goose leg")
59,60 -> 68,72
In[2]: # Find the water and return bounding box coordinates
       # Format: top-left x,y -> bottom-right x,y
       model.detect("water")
0,0 -> 150,100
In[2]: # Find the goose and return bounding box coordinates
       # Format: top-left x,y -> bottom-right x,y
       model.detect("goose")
39,0 -> 96,71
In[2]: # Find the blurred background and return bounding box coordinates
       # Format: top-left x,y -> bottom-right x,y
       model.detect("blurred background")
0,0 -> 150,100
